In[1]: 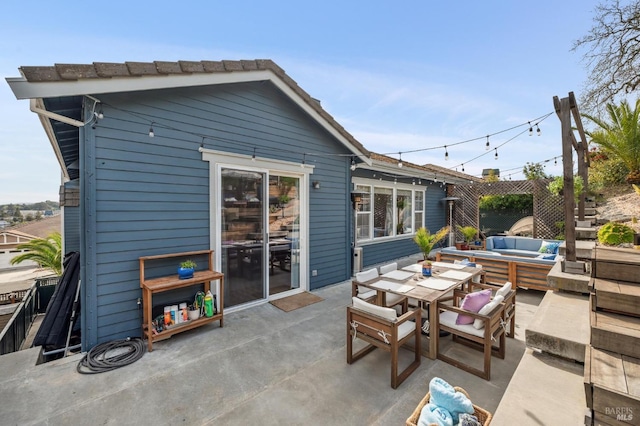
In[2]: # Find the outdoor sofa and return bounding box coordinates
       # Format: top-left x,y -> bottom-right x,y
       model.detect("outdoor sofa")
436,236 -> 563,291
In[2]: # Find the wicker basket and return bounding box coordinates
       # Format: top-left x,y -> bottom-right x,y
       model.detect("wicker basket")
406,386 -> 492,426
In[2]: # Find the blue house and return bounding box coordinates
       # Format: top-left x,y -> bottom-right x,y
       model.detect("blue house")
6,59 -> 477,350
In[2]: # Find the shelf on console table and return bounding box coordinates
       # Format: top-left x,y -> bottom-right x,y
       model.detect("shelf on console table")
139,250 -> 224,352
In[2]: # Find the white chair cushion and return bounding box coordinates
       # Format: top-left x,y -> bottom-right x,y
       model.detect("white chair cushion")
473,295 -> 504,329
379,262 -> 398,275
352,297 -> 397,321
385,293 -> 405,306
357,289 -> 377,300
398,321 -> 416,340
356,268 -> 379,283
439,311 -> 484,338
496,282 -> 512,300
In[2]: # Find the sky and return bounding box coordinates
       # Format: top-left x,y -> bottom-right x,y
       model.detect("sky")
0,1 -> 603,204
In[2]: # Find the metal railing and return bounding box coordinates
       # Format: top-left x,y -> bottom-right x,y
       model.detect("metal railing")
0,276 -> 59,356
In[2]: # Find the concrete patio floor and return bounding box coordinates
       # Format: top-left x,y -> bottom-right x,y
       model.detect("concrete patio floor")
0,279 -> 579,425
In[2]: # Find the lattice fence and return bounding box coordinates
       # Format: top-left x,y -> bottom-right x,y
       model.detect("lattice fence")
451,179 -> 565,240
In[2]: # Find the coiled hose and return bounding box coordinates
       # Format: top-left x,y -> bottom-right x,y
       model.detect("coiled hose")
77,337 -> 146,374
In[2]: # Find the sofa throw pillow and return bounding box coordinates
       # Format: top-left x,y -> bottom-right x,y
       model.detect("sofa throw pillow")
456,289 -> 492,325
538,240 -> 560,254
493,237 -> 507,249
473,295 -> 505,329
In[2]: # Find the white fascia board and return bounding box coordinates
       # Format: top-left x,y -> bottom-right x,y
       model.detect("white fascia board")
34,98 -> 70,181
7,70 -> 371,164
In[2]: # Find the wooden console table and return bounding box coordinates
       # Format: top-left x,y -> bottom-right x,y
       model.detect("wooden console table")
139,249 -> 224,352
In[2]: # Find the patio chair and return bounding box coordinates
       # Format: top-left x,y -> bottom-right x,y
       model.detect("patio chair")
378,262 -> 409,313
346,297 -> 421,389
467,280 -> 516,338
351,268 -> 379,303
436,288 -> 506,380
351,267 -> 408,313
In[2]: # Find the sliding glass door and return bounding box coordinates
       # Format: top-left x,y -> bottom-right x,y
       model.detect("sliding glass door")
220,168 -> 302,309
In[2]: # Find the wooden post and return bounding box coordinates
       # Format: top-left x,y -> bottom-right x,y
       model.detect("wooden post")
555,95 -> 576,262
570,92 -> 589,222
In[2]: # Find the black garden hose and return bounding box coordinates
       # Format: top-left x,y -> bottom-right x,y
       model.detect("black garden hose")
77,337 -> 146,374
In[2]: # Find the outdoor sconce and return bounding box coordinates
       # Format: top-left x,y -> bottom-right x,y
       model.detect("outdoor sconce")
312,181 -> 321,189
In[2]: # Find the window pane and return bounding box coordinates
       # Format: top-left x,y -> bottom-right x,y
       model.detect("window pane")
373,187 -> 393,237
356,213 -> 371,240
414,212 -> 423,229
397,190 -> 412,234
415,191 -> 424,211
356,185 -> 371,213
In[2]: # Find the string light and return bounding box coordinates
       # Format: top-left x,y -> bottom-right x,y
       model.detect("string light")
252,147 -> 256,161
494,148 -> 499,160
462,163 -> 465,172
528,122 -> 533,136
444,146 -> 449,161
394,177 -> 397,184
418,179 -> 422,184
485,135 -> 490,151
397,152 -> 403,168
412,179 -> 416,185
554,157 -> 557,165
148,123 -> 155,138
536,124 -> 541,136
350,157 -> 356,171
301,154 -> 306,168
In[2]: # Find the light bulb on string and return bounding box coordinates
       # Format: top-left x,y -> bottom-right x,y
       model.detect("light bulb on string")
301,154 -> 306,168
462,163 -> 465,172
444,146 -> 449,161
536,124 -> 541,136
554,157 -> 557,165
494,148 -> 499,160
485,135 -> 490,151
528,121 -> 533,136
149,123 -> 155,138
252,147 -> 256,161
350,157 -> 356,171
394,177 -> 397,185
412,179 -> 415,185
418,179 -> 422,184
397,152 -> 403,168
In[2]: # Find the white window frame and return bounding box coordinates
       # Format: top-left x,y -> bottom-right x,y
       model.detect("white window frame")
353,178 -> 425,243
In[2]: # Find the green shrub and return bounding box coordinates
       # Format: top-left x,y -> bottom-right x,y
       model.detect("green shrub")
588,157 -> 628,189
597,222 -> 635,246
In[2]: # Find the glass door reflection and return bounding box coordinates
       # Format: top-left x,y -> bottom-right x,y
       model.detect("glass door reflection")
221,168 -> 266,307
268,174 -> 300,296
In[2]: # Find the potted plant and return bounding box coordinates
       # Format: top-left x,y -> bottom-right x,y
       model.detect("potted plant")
413,226 -> 450,260
178,259 -> 197,280
457,225 -> 478,250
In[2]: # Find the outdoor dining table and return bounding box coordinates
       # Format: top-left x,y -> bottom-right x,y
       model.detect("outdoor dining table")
357,261 -> 483,360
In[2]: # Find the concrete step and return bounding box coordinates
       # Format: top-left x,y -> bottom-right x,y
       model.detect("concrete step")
525,290 -> 590,362
575,207 -> 598,216
591,308 -> 640,359
575,227 -> 597,240
492,348 -> 588,425
558,240 -> 596,260
547,260 -> 591,294
590,277 -> 640,317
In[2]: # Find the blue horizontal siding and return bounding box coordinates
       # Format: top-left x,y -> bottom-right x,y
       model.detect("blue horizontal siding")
83,81 -> 352,346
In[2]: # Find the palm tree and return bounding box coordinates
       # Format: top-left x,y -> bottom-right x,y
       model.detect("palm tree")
583,99 -> 640,184
413,226 -> 450,260
10,232 -> 62,275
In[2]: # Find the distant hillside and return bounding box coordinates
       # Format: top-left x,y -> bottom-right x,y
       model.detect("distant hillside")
1,201 -> 59,212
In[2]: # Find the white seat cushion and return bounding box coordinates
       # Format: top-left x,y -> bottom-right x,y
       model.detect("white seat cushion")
379,262 -> 398,275
439,311 -> 484,338
352,297 -> 397,321
398,321 -> 416,340
355,268 -> 379,283
357,289 -> 377,300
385,293 -> 405,306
